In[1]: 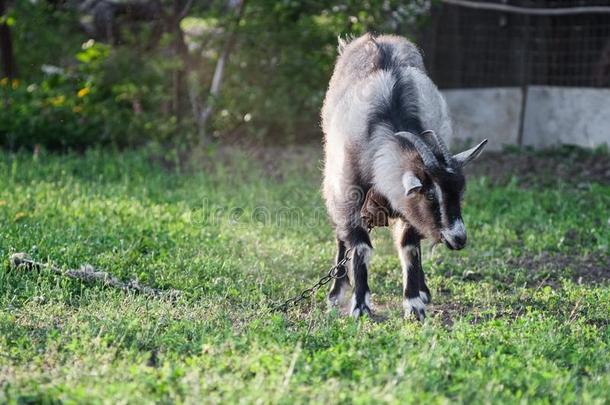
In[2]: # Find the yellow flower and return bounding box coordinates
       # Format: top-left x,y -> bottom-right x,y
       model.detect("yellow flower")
11,79 -> 20,89
0,77 -> 8,87
14,212 -> 27,221
77,87 -> 91,98
0,200 -> 6,206
50,95 -> 66,106
72,106 -> 83,113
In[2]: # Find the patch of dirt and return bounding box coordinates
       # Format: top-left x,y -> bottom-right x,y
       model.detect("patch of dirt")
431,251 -> 609,328
465,148 -> 610,186
240,145 -> 610,187
211,144 -> 610,186
508,251 -> 610,286
149,143 -> 609,188
430,302 -> 521,328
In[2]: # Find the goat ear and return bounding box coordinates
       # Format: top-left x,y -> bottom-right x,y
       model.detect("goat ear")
402,171 -> 422,196
453,139 -> 488,167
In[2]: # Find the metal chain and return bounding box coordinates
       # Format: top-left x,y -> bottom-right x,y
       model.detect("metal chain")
268,247 -> 352,313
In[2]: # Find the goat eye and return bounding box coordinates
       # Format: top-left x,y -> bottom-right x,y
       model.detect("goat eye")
426,191 -> 435,201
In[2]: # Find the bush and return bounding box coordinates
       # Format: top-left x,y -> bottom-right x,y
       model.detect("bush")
1,0 -> 431,149
213,0 -> 432,142
0,40 -> 177,150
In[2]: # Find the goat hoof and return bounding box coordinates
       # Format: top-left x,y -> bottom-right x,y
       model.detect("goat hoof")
327,294 -> 342,308
327,286 -> 348,308
419,290 -> 431,304
350,304 -> 372,318
350,292 -> 372,318
404,297 -> 426,322
410,307 -> 426,322
350,296 -> 372,318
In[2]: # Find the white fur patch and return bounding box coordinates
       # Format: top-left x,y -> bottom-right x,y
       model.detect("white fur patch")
350,291 -> 371,318
399,244 -> 418,267
322,71 -> 395,200
327,285 -> 347,307
434,182 -> 467,247
434,182 -> 447,226
398,244 -> 418,287
403,297 -> 426,316
419,291 -> 429,304
353,243 -> 372,266
449,219 -> 466,236
441,219 -> 466,245
372,136 -> 405,206
350,295 -> 359,317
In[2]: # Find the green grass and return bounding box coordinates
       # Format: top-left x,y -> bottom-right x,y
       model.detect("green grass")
0,147 -> 608,404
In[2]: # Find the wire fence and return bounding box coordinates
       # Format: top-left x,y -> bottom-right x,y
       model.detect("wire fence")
418,0 -> 610,88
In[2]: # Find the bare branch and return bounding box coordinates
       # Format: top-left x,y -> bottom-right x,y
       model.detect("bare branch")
10,253 -> 181,299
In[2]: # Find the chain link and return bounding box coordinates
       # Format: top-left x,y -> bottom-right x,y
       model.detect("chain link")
268,247 -> 352,313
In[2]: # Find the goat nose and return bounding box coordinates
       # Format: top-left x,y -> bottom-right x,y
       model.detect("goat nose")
453,233 -> 467,250
441,220 -> 467,250
443,233 -> 466,250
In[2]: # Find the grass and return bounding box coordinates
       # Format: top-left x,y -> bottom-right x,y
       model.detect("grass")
0,147 -> 608,404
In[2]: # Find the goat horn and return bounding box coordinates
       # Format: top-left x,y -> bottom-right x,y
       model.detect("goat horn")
422,130 -> 453,164
395,131 -> 440,170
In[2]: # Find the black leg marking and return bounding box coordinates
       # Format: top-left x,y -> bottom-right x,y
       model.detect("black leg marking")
396,223 -> 427,321
347,227 -> 372,318
327,238 -> 350,307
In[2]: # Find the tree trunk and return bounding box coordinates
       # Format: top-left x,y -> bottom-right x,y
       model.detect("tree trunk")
169,0 -> 197,131
197,0 -> 247,145
172,0 -> 185,125
0,0 -> 17,79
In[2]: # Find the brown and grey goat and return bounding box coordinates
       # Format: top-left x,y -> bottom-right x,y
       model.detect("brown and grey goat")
321,34 -> 487,320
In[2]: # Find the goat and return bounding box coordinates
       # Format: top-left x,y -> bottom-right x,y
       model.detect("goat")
321,34 -> 487,320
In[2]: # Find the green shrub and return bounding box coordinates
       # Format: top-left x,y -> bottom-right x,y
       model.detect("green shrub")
214,0 -> 432,142
1,0 -> 431,149
0,41 -> 177,150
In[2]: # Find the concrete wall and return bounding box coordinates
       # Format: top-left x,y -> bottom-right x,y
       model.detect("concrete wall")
522,87 -> 610,149
442,86 -> 610,150
442,88 -> 522,151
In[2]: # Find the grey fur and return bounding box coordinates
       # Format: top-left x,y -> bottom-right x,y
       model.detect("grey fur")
321,33 -> 487,319
322,33 -> 449,237
395,131 -> 440,170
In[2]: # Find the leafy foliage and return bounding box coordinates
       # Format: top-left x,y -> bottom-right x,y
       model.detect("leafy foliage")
1,40 -> 176,149
7,0 -> 83,81
0,0 -> 432,149
218,0 -> 432,141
